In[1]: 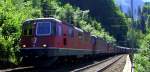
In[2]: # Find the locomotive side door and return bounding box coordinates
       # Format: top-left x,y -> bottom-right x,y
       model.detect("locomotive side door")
91,36 -> 96,55
62,23 -> 68,48
56,23 -> 63,48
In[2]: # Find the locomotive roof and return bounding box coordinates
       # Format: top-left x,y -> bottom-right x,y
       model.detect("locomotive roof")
24,17 -> 87,33
25,17 -> 62,23
24,18 -> 74,28
91,35 -> 97,37
74,27 -> 84,32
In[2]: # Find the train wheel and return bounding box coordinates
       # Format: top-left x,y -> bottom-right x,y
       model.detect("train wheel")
34,57 -> 58,68
21,56 -> 35,66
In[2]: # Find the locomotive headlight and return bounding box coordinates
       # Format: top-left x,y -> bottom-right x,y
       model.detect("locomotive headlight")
42,44 -> 47,48
22,45 -> 26,48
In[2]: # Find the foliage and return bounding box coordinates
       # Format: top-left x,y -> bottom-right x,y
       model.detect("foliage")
127,29 -> 144,48
145,15 -> 150,32
61,0 -> 129,46
134,2 -> 150,72
143,4 -> 150,16
0,0 -> 41,64
134,33 -> 150,72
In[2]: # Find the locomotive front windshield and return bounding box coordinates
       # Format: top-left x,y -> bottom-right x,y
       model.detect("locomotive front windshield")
23,23 -> 33,36
36,22 -> 51,36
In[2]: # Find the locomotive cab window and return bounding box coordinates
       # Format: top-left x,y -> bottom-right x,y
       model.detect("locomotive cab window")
36,22 -> 51,36
23,24 -> 33,36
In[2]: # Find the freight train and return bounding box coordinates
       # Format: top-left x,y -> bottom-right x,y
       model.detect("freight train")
20,17 -> 131,65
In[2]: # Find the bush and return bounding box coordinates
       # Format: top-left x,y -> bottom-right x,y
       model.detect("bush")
0,0 -> 41,64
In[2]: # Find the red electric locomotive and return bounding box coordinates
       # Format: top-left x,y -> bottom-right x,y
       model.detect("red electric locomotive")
20,18 -> 93,60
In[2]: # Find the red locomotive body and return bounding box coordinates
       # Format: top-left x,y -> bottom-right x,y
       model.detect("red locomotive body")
20,18 -> 93,57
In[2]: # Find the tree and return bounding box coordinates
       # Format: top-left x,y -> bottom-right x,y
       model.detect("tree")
0,0 -> 41,64
61,0 -> 128,46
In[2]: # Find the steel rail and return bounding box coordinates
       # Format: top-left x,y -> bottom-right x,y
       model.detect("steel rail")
71,55 -> 124,72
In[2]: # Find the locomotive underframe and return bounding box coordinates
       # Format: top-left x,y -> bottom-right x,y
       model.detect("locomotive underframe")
20,47 -> 116,58
20,48 -> 94,58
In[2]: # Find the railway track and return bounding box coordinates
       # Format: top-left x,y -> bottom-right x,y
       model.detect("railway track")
71,55 -> 124,72
0,66 -> 34,72
0,55 -> 126,72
